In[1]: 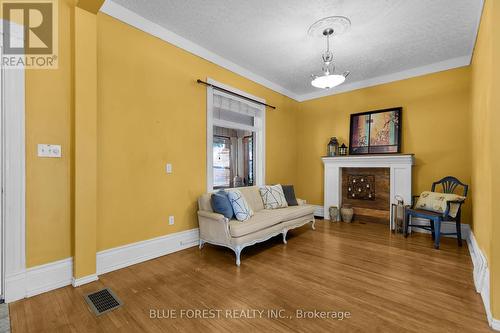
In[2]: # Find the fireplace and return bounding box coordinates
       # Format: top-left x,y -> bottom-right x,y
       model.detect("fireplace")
342,168 -> 390,224
322,154 -> 414,229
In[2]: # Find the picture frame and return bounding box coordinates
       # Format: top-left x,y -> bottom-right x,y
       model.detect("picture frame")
349,107 -> 402,155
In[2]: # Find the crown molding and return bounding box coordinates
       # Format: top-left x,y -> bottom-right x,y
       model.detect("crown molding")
296,56 -> 470,102
99,0 -> 299,101
100,1 -> 476,103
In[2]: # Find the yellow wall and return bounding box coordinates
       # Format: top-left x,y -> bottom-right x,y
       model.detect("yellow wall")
471,0 -> 500,319
95,14 -> 299,251
491,0 -> 500,318
73,6 -> 98,278
25,0 -> 74,267
296,67 -> 472,224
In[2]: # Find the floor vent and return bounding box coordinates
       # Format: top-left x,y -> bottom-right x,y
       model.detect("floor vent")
84,288 -> 122,316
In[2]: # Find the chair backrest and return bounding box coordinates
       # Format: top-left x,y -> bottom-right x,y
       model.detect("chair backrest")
431,176 -> 469,197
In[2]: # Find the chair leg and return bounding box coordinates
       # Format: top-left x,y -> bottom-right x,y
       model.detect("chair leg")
456,220 -> 463,247
404,213 -> 410,237
434,219 -> 441,249
430,220 -> 435,240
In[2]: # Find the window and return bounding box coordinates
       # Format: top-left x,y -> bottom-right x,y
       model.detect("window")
243,135 -> 254,186
206,79 -> 265,191
213,136 -> 232,188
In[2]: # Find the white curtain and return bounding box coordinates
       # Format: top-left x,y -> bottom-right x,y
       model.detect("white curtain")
213,92 -> 260,127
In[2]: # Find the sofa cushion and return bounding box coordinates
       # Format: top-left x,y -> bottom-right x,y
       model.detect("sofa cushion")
229,211 -> 283,237
227,186 -> 264,212
259,185 -> 288,209
210,190 -> 234,219
281,185 -> 298,206
227,190 -> 254,222
278,205 -> 316,221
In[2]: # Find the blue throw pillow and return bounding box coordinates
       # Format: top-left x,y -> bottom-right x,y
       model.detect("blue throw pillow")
211,190 -> 234,219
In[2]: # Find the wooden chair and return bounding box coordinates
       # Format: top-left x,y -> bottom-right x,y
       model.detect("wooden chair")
404,176 -> 468,249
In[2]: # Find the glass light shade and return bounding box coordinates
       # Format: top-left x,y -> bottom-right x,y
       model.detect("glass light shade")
311,74 -> 346,89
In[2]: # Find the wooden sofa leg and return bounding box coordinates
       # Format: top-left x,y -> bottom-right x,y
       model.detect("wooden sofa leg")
199,239 -> 205,250
282,230 -> 288,244
311,219 -> 316,230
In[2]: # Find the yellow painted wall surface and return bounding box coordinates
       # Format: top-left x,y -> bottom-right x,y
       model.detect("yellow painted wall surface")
471,0 -> 493,267
471,0 -> 500,320
96,14 -> 299,251
296,68 -> 472,224
491,0 -> 500,319
25,0 -> 74,267
73,7 -> 98,278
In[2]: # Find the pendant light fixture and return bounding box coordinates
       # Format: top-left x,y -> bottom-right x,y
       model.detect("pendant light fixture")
308,16 -> 351,89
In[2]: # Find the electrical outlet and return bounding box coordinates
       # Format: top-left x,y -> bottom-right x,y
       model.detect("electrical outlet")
169,216 -> 175,225
166,163 -> 173,174
38,144 -> 62,158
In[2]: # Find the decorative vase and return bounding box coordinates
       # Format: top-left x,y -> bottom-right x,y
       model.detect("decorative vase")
329,206 -> 339,222
340,204 -> 354,223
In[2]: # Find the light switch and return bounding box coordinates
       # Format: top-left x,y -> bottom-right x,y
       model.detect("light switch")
38,144 -> 62,158
166,163 -> 172,174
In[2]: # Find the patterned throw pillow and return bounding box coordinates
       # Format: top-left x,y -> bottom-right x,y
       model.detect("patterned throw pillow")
415,191 -> 465,218
259,185 -> 289,209
227,190 -> 254,222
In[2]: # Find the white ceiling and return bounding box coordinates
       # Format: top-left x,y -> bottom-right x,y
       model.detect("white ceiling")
105,0 -> 483,101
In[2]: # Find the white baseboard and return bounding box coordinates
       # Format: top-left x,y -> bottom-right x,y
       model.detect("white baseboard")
4,271 -> 27,303
5,258 -> 73,302
313,205 -> 324,218
72,274 -> 99,287
25,257 -> 73,298
96,228 -> 199,275
467,231 -> 499,331
4,229 -> 199,302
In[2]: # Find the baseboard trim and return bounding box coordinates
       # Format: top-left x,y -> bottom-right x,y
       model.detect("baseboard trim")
4,271 -> 27,303
96,228 -> 200,275
313,205 -> 324,218
467,231 -> 499,331
72,274 -> 99,287
4,229 -> 199,302
25,257 -> 73,298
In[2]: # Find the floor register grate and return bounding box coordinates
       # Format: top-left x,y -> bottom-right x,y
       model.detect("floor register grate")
84,288 -> 123,316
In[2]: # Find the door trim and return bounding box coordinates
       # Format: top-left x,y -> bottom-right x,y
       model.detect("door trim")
1,20 -> 27,303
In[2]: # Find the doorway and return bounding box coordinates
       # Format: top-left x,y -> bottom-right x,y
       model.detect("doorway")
0,36 -> 4,302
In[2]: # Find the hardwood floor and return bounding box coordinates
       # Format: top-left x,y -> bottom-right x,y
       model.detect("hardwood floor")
9,220 -> 490,332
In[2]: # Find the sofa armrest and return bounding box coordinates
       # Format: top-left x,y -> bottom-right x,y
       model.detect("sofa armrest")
198,210 -> 228,223
197,211 -> 231,245
297,198 -> 307,206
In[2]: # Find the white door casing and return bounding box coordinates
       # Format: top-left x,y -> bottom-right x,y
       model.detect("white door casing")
1,20 -> 27,303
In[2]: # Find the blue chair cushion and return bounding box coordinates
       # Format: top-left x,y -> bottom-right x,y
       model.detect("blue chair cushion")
211,190 -> 234,219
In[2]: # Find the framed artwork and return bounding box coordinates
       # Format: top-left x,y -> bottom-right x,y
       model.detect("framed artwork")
349,107 -> 402,155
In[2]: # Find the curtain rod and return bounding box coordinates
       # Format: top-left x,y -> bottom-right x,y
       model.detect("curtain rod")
196,79 -> 276,110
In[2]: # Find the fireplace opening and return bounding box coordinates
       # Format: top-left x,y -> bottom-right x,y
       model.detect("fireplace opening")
341,167 -> 390,224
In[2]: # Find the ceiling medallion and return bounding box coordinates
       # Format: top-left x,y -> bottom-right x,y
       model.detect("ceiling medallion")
309,16 -> 351,89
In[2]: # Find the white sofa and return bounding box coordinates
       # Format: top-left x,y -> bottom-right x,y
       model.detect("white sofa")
197,186 -> 316,266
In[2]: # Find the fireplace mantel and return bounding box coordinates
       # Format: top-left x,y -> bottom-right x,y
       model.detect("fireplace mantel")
322,154 -> 414,227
